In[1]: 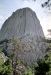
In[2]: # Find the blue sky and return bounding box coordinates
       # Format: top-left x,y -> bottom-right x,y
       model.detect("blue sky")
0,0 -> 51,37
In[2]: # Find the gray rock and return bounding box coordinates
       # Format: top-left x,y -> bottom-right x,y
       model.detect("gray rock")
0,7 -> 47,65
0,7 -> 44,41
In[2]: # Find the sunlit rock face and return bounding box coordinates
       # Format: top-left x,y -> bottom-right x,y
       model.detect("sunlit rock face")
0,7 -> 44,41
0,7 -> 47,64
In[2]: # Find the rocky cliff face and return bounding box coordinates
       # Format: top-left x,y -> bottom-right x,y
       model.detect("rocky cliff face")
0,7 -> 44,41
0,7 -> 47,64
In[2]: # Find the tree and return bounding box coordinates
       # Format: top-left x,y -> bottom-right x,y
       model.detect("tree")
34,41 -> 51,75
9,37 -> 23,75
0,58 -> 12,75
45,52 -> 51,75
34,59 -> 49,75
23,0 -> 51,10
9,37 -> 32,75
9,36 -> 34,75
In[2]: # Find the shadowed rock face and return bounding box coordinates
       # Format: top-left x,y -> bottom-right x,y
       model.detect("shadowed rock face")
0,7 -> 44,41
0,8 -> 46,64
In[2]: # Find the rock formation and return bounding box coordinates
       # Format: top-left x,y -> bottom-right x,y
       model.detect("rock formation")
0,7 -> 44,41
0,7 -> 47,64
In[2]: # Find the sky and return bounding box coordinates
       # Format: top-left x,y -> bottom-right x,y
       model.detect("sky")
0,0 -> 51,38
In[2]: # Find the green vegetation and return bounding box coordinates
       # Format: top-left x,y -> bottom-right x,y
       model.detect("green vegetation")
0,47 -> 3,53
33,43 -> 51,75
0,38 -> 51,75
0,48 -> 12,75
34,57 -> 50,75
45,52 -> 51,75
0,58 -> 12,75
0,50 -> 51,75
0,53 -> 4,66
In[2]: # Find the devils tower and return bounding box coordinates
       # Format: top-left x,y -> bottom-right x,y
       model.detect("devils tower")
0,7 -> 44,41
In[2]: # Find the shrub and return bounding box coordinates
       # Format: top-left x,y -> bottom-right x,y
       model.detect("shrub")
34,51 -> 51,75
0,59 -> 12,75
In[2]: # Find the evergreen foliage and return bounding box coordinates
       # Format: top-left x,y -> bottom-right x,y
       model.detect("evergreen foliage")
34,51 -> 51,75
